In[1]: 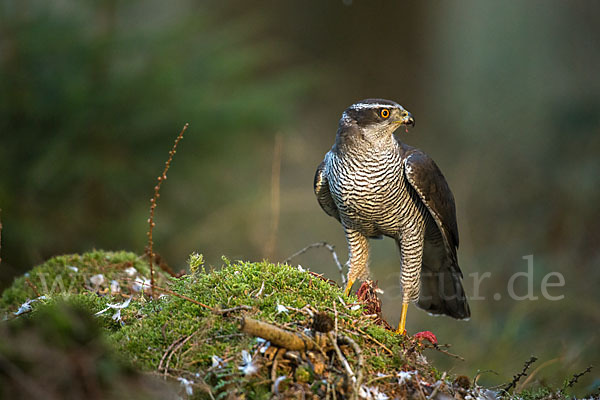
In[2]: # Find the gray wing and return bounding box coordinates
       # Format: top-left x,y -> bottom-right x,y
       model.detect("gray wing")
314,161 -> 340,221
403,150 -> 459,250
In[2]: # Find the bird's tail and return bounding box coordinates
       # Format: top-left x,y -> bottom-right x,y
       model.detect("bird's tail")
416,259 -> 470,320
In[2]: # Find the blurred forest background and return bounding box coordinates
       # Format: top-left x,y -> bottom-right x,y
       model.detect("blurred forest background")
1,0 -> 599,393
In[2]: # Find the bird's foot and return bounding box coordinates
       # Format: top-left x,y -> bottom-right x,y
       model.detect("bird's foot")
395,302 -> 409,335
343,279 -> 355,297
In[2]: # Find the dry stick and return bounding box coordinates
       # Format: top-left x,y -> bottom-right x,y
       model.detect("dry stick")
328,331 -> 356,391
264,133 -> 282,260
158,336 -> 186,374
428,371 -> 446,400
415,375 -> 427,400
213,305 -> 253,315
146,123 -> 189,297
350,327 -> 394,356
283,242 -> 346,285
338,334 -> 364,394
503,356 -> 538,392
270,348 -> 284,394
122,277 -> 213,311
433,344 -> 465,361
240,317 -> 325,351
0,208 -> 2,265
24,277 -> 41,297
163,332 -> 197,377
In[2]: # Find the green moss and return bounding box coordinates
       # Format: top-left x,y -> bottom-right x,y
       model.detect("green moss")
0,250 -> 170,314
108,260 -> 370,372
0,251 -> 460,398
518,386 -> 558,400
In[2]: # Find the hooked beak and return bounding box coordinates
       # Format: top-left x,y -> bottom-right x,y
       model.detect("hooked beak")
394,111 -> 415,127
402,111 -> 415,127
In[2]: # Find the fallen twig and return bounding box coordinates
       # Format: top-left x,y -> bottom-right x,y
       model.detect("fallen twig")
433,344 -> 465,361
349,327 -> 394,356
240,317 -> 326,351
283,242 -> 346,285
122,277 -> 213,311
428,372 -> 446,399
338,333 -> 364,396
213,305 -> 253,315
328,331 -> 356,397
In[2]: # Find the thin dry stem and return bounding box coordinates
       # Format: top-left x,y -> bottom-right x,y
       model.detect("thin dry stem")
24,277 -> 41,297
283,242 -> 346,285
146,123 -> 189,297
0,208 -> 2,265
503,356 -> 537,392
264,133 -> 283,260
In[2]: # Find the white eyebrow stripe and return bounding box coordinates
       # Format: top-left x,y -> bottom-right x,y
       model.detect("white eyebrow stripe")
349,103 -> 399,110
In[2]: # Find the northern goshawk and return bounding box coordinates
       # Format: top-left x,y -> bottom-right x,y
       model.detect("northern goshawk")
314,99 -> 470,333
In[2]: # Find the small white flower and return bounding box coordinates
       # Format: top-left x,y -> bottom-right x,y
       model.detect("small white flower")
177,377 -> 194,396
276,304 -> 289,314
350,304 -> 361,311
90,274 -> 105,286
110,280 -> 121,294
14,296 -> 47,316
297,265 -> 306,272
238,350 -> 258,375
124,267 -> 137,276
67,265 -> 78,272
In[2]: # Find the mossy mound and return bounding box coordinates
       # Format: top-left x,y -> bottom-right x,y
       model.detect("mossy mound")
0,250 -> 171,314
1,251 -> 583,399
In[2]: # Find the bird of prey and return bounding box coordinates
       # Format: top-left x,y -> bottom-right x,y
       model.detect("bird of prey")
314,99 -> 470,334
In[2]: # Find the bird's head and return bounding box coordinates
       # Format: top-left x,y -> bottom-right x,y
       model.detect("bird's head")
338,99 -> 414,145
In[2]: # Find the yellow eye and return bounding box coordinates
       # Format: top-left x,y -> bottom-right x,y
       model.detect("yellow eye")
380,108 -> 390,119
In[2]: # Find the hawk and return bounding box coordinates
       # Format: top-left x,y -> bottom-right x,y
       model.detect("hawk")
314,99 -> 470,333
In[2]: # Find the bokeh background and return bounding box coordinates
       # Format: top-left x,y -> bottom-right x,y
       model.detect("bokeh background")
1,0 -> 599,393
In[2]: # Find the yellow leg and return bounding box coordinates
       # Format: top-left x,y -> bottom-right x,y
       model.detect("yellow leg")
344,279 -> 355,296
396,302 -> 409,335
